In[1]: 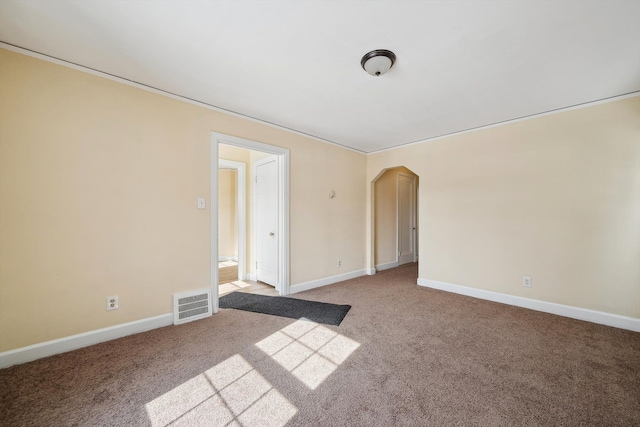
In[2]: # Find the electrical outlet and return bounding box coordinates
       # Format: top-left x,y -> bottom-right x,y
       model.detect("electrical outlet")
107,295 -> 119,311
522,276 -> 532,288
337,260 -> 342,267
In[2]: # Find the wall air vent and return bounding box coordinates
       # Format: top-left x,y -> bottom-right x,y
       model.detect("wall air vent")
173,288 -> 212,325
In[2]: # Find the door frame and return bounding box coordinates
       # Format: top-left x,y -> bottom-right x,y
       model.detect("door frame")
211,132 -> 290,312
369,167 -> 419,274
218,159 -> 246,283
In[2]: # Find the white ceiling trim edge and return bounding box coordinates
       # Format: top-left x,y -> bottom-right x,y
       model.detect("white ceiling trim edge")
368,91 -> 640,155
3,42 -> 637,157
0,42 -> 366,155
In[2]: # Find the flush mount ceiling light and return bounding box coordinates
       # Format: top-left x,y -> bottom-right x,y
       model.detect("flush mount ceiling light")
360,49 -> 396,76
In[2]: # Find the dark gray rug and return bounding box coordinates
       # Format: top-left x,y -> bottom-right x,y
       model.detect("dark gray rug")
219,292 -> 351,326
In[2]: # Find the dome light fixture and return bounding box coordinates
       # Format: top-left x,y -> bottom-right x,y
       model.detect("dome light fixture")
361,49 -> 396,76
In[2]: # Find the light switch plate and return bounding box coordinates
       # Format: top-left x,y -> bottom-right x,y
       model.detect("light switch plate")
197,197 -> 206,209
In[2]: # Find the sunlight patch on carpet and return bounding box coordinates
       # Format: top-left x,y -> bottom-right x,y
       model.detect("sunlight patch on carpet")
145,354 -> 297,427
255,318 -> 360,390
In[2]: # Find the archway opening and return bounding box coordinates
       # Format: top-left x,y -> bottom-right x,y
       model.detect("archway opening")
370,166 -> 419,274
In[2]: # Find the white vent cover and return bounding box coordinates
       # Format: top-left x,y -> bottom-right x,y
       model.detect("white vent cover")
173,288 -> 212,325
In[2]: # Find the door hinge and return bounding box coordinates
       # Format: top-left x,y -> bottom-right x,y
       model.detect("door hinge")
255,175 -> 258,183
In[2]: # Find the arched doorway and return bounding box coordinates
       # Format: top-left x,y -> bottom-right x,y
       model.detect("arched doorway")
371,167 -> 419,272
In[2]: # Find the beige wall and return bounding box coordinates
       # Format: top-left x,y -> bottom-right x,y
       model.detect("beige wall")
288,143 -> 366,283
2,46 -> 635,354
368,96 -> 640,318
218,169 -> 237,259
0,49 -> 367,351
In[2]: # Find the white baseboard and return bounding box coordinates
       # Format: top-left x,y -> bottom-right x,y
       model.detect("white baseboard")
218,256 -> 238,262
290,269 -> 367,294
246,272 -> 257,281
418,278 -> 640,332
375,261 -> 399,271
366,268 -> 376,275
0,313 -> 173,369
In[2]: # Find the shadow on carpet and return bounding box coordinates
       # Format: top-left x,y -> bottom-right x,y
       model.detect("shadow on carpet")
219,292 -> 351,326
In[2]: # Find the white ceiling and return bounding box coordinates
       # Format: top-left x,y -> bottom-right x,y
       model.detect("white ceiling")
1,1 -> 638,153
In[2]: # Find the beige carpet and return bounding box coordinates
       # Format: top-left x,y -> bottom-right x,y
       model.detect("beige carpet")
1,263 -> 639,426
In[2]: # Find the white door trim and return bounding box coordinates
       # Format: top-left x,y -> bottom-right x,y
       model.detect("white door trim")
219,159 -> 246,282
211,133 -> 290,310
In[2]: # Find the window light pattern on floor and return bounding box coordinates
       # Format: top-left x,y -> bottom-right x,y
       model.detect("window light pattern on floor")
145,319 -> 359,426
145,354 -> 297,427
255,318 -> 360,390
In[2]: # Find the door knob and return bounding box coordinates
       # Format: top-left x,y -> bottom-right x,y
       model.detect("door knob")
269,232 -> 275,237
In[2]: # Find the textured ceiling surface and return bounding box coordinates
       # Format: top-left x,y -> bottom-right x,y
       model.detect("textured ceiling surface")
1,1 -> 638,153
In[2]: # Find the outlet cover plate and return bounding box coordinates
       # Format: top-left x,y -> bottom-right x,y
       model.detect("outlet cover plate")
107,295 -> 119,310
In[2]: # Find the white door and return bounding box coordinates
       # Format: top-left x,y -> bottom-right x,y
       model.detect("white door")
255,157 -> 278,286
397,173 -> 416,265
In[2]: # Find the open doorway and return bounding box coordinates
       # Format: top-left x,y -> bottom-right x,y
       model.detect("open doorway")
218,167 -> 238,283
217,159 -> 245,296
211,133 -> 290,312
371,167 -> 419,272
